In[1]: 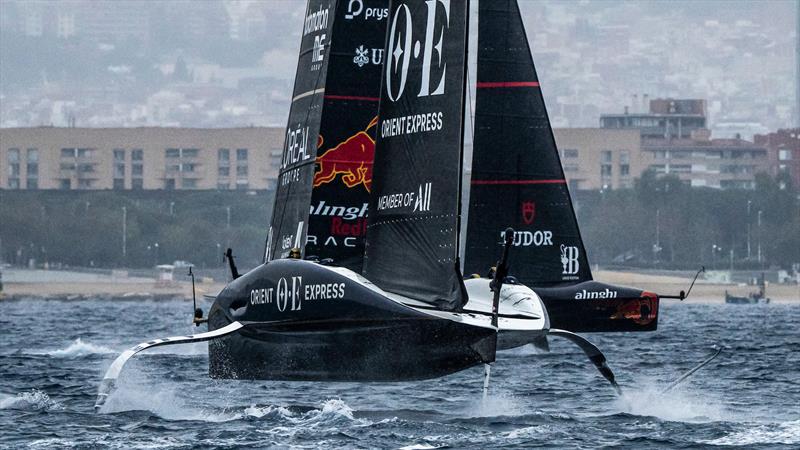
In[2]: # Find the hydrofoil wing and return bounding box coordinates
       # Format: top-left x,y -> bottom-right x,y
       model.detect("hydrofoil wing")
94,321 -> 244,411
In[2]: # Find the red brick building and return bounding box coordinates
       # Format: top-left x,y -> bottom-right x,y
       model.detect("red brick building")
755,128 -> 800,188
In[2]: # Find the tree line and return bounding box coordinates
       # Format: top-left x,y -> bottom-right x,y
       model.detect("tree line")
1,172 -> 797,272
0,190 -> 272,270
575,172 -> 799,270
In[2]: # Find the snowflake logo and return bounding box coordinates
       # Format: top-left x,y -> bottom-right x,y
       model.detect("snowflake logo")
353,45 -> 369,67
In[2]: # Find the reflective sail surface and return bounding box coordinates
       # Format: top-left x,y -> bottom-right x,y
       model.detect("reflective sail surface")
464,0 -> 592,285
364,0 -> 471,310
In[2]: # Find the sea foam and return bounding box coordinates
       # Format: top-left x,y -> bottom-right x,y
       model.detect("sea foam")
0,390 -> 63,411
706,420 -> 800,446
35,338 -> 116,357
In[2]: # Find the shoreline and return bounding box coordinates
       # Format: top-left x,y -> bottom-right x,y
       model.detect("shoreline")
2,269 -> 798,304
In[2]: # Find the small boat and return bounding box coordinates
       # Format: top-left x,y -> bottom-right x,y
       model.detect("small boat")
725,274 -> 770,304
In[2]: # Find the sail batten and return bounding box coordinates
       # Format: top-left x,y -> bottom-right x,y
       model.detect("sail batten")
476,81 -> 540,88
464,0 -> 592,285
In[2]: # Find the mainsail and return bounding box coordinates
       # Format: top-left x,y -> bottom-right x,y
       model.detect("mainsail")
266,0 -> 335,261
464,0 -> 592,285
363,0 -> 470,310
305,0 -> 389,272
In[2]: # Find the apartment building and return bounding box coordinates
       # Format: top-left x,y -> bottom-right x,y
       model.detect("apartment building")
1,125 -> 781,192
755,128 -> 800,188
0,127 -> 284,190
600,98 -> 707,140
553,128 -> 646,191
641,132 -> 773,189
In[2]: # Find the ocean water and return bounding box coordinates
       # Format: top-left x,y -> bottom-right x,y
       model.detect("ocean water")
1,298 -> 798,449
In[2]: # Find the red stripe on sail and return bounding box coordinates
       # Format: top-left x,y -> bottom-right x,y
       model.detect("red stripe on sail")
476,81 -> 540,89
471,179 -> 566,185
324,95 -> 380,102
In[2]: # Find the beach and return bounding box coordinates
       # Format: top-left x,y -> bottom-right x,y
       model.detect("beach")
2,268 -> 797,303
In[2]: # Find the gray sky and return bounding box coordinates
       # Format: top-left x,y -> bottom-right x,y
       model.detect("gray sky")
1,0 -> 797,138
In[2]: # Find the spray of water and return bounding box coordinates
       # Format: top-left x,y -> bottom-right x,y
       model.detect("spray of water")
465,390 -> 528,418
98,362 -> 368,430
0,389 -> 64,411
33,338 -> 116,358
614,380 -> 730,422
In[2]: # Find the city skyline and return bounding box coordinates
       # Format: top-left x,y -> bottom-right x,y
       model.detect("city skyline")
0,0 -> 797,139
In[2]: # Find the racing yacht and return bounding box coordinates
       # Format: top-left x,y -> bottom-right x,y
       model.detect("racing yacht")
463,0 -> 665,333
95,0 -> 621,410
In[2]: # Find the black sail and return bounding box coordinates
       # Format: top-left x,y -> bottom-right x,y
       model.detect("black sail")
363,0 -> 470,310
305,0 -> 389,272
464,0 -> 592,285
266,1 -> 335,261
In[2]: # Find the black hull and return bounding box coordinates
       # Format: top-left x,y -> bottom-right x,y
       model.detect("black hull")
207,260 -> 496,381
535,281 -> 659,333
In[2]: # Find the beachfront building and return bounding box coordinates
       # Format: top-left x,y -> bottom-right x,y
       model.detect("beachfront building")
0,127 -> 283,190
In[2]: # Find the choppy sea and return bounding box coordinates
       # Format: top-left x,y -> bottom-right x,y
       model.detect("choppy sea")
1,297 -> 798,449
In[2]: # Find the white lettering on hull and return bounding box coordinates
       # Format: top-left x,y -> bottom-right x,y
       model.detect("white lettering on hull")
250,276 -> 346,311
574,289 -> 618,300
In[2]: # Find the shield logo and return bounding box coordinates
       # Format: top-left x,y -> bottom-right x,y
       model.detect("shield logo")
521,201 -> 535,225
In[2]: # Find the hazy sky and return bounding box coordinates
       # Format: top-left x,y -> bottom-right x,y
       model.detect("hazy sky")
0,0 -> 797,134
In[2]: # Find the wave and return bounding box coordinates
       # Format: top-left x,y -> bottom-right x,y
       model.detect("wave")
33,338 -> 116,358
0,390 -> 63,411
706,420 -> 800,446
100,370 -> 367,428
399,444 -> 446,450
99,379 -> 241,422
250,398 -> 368,438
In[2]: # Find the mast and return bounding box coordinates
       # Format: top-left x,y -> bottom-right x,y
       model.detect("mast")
464,0 -> 592,285
363,0 -> 471,310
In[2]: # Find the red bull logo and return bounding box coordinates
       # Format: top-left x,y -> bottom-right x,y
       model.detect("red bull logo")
313,117 -> 377,192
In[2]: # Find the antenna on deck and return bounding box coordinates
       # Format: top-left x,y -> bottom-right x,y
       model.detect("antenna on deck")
188,267 -> 206,326
490,227 -> 515,327
225,248 -> 240,280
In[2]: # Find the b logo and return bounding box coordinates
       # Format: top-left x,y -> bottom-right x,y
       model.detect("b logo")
560,245 -> 580,275
521,201 -> 535,225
